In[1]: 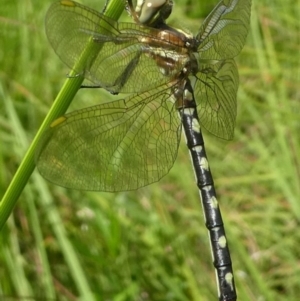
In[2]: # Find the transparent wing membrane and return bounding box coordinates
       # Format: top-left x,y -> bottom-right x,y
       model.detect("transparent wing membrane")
36,83 -> 181,191
194,59 -> 239,139
46,1 -> 187,94
196,0 -> 251,60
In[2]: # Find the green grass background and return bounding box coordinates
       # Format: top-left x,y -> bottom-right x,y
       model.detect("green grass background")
0,0 -> 299,300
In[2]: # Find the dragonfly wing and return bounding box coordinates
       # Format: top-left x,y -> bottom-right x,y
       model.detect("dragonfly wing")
196,0 -> 251,60
193,59 -> 238,140
46,1 -> 184,93
36,84 -> 181,191
45,1 -> 119,79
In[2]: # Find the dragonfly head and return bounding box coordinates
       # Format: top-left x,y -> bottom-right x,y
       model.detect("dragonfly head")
126,0 -> 173,26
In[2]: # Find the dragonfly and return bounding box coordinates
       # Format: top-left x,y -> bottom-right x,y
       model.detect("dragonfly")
36,0 -> 251,300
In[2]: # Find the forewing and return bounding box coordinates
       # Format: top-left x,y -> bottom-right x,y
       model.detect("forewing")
45,1 -> 185,93
36,84 -> 181,191
194,59 -> 238,140
196,0 -> 251,60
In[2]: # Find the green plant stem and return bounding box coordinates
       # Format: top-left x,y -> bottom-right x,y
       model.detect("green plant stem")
0,0 -> 125,230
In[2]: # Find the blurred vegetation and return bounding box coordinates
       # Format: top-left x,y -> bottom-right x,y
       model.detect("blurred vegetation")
0,0 -> 299,301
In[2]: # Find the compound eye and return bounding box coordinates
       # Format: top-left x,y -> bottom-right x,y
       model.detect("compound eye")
136,0 -> 168,24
